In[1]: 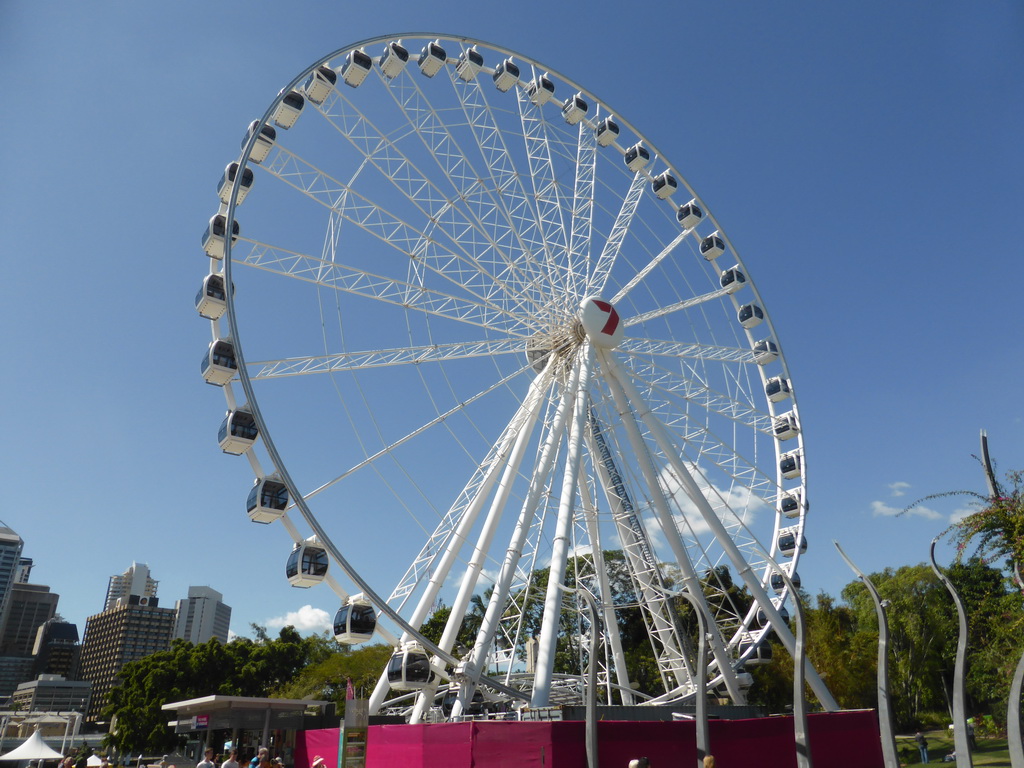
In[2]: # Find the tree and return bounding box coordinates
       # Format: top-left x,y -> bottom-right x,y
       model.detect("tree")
104,627 -> 332,754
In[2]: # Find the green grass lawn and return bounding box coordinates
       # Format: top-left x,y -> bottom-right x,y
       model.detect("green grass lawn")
895,731 -> 1010,767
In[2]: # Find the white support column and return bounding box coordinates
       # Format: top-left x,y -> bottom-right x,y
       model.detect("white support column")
452,362 -> 579,718
409,371 -> 549,722
532,344 -> 596,707
599,352 -> 746,705
602,350 -> 840,711
368,370 -> 551,714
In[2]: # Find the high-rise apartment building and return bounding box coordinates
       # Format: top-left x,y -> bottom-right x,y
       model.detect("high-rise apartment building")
104,562 -> 158,611
173,586 -> 231,644
79,597 -> 176,721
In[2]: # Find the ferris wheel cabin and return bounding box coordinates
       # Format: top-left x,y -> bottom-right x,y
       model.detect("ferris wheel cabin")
217,163 -> 254,206
738,638 -> 774,665
218,409 -> 258,455
562,92 -> 588,125
379,41 -> 409,79
778,528 -> 808,557
387,643 -> 436,690
286,540 -> 329,587
676,200 -> 703,229
651,171 -> 678,199
771,570 -> 801,591
418,40 -> 447,77
456,46 -> 484,81
720,266 -> 747,294
700,233 -> 725,261
753,339 -> 779,365
624,142 -> 651,172
738,304 -> 764,329
195,273 -> 227,320
492,59 -> 520,91
241,120 -> 276,164
302,65 -> 338,104
595,116 -> 619,146
201,339 -> 238,387
334,597 -> 377,644
765,376 -> 791,403
341,49 -> 373,88
773,411 -> 800,440
246,476 -> 289,523
756,605 -> 790,629
779,490 -> 807,519
202,214 -> 239,260
527,74 -> 555,106
779,450 -> 802,479
272,91 -> 305,129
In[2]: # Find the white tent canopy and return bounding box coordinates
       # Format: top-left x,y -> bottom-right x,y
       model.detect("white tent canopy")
0,729 -> 65,760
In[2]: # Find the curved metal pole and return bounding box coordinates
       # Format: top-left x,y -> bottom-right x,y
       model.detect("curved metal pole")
559,584 -> 600,768
672,589 -> 711,768
929,538 -> 972,768
834,541 -> 899,768
768,560 -> 812,768
1009,563 -> 1024,768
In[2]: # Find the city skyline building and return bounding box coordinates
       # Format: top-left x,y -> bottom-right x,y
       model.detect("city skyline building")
79,597 -> 176,721
0,525 -> 25,623
173,586 -> 231,645
32,618 -> 81,680
0,582 -> 58,656
104,562 -> 158,611
11,673 -> 91,715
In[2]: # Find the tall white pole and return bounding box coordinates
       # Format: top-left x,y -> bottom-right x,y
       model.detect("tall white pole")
532,344 -> 596,706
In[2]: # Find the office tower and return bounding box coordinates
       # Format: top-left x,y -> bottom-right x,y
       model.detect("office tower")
104,562 -> 158,611
173,586 -> 232,644
32,619 -> 81,679
0,582 -> 58,656
14,557 -> 32,584
0,524 -> 24,620
11,674 -> 92,714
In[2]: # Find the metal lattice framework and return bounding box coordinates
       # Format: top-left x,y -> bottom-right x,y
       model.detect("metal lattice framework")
198,33 -> 835,721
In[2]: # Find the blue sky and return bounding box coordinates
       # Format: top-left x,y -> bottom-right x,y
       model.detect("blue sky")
1,1 -> 1022,643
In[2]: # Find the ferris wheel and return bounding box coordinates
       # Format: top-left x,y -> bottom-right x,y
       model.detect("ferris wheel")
197,33 -> 835,720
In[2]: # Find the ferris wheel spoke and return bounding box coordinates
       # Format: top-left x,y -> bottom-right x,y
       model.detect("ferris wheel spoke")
611,228 -> 691,303
624,284 -> 735,327
514,86 -> 572,306
588,170 -> 647,295
619,337 -> 758,366
447,68 -> 565,308
566,121 -> 597,304
317,69 -> 549,317
259,146 -> 533,314
619,352 -> 773,437
235,239 -> 530,336
298,359 -> 536,509
379,62 -> 556,313
246,338 -> 523,379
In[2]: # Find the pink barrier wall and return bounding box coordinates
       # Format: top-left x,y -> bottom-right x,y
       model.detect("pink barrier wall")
296,710 -> 884,768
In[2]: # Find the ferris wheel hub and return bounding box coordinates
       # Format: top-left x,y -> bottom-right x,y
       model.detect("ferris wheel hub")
579,296 -> 625,349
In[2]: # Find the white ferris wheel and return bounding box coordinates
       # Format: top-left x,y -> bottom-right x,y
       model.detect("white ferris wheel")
197,34 -> 832,720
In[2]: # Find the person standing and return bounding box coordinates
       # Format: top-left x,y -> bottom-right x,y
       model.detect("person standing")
197,749 -> 217,768
915,732 -> 929,764
221,751 -> 239,768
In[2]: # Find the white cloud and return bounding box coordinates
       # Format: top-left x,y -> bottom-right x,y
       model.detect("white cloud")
949,506 -> 975,524
872,500 -> 940,520
888,481 -> 911,497
265,604 -> 332,634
